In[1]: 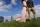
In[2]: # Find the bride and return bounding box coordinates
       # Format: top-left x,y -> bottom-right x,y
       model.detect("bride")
16,0 -> 27,22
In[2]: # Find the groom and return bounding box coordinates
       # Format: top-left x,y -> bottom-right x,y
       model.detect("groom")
26,0 -> 36,20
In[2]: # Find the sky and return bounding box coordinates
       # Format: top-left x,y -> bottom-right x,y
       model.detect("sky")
0,0 -> 40,21
0,0 -> 22,16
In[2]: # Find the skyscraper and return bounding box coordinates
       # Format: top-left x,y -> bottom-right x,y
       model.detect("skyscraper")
0,16 -> 4,22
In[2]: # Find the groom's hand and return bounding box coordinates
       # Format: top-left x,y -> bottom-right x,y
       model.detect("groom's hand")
26,7 -> 28,11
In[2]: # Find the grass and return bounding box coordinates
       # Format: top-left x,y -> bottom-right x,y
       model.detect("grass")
0,18 -> 40,27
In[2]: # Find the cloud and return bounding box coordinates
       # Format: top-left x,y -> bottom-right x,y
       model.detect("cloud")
0,1 -> 3,6
13,14 -> 20,18
4,16 -> 11,22
11,0 -> 17,5
12,14 -> 20,20
0,1 -> 6,6
34,5 -> 40,10
0,1 -> 12,12
0,4 -> 12,12
3,14 -> 20,22
34,5 -> 40,14
0,0 -> 18,12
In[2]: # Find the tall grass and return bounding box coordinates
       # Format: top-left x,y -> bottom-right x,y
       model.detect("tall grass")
0,18 -> 40,27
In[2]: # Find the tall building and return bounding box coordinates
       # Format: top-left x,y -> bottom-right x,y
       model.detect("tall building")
11,16 -> 13,21
0,16 -> 4,22
5,19 -> 8,22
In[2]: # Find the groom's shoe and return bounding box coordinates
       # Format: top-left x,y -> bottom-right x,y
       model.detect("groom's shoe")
26,18 -> 31,21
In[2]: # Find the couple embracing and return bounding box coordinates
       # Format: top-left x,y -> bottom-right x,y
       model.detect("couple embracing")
16,0 -> 36,22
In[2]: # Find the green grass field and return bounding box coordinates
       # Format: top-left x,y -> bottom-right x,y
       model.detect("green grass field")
0,18 -> 40,27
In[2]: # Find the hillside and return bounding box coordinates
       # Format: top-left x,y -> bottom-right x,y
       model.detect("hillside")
0,18 -> 40,27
